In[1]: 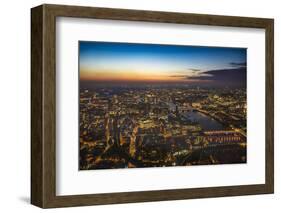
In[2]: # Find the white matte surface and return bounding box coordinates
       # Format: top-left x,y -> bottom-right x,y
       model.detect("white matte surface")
56,17 -> 265,196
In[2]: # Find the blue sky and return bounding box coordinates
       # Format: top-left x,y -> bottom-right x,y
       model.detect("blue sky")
79,41 -> 246,83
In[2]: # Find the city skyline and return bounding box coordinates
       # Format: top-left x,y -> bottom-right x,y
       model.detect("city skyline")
79,41 -> 247,170
79,41 -> 246,87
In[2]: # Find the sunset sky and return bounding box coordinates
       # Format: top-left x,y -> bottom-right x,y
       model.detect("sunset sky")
79,41 -> 246,85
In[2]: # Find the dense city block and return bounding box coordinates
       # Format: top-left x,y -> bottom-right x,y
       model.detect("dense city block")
79,86 -> 247,170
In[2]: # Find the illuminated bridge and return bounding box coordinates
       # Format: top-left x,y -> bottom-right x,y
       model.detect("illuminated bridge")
180,130 -> 247,165
203,130 -> 246,145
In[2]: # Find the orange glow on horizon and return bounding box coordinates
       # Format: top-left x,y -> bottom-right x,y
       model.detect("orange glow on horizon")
80,68 -> 202,82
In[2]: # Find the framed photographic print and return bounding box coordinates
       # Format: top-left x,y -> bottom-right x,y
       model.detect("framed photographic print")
31,4 -> 274,208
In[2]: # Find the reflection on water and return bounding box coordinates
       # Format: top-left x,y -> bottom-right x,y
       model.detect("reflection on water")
183,111 -> 225,131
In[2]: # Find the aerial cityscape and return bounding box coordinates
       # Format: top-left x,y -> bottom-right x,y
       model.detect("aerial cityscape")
79,41 -> 247,170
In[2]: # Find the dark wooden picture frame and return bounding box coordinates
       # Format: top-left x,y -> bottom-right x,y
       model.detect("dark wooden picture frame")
31,4 -> 274,208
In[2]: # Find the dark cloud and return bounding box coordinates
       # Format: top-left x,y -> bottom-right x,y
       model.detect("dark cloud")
169,68 -> 202,78
169,75 -> 189,78
189,68 -> 201,72
229,62 -> 247,67
169,65 -> 246,88
188,67 -> 246,87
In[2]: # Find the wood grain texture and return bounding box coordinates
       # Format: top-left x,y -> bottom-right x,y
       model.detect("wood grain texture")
265,20 -> 274,193
31,4 -> 274,208
31,5 -> 43,207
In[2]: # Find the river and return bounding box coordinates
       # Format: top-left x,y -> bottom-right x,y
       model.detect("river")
183,111 -> 225,131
